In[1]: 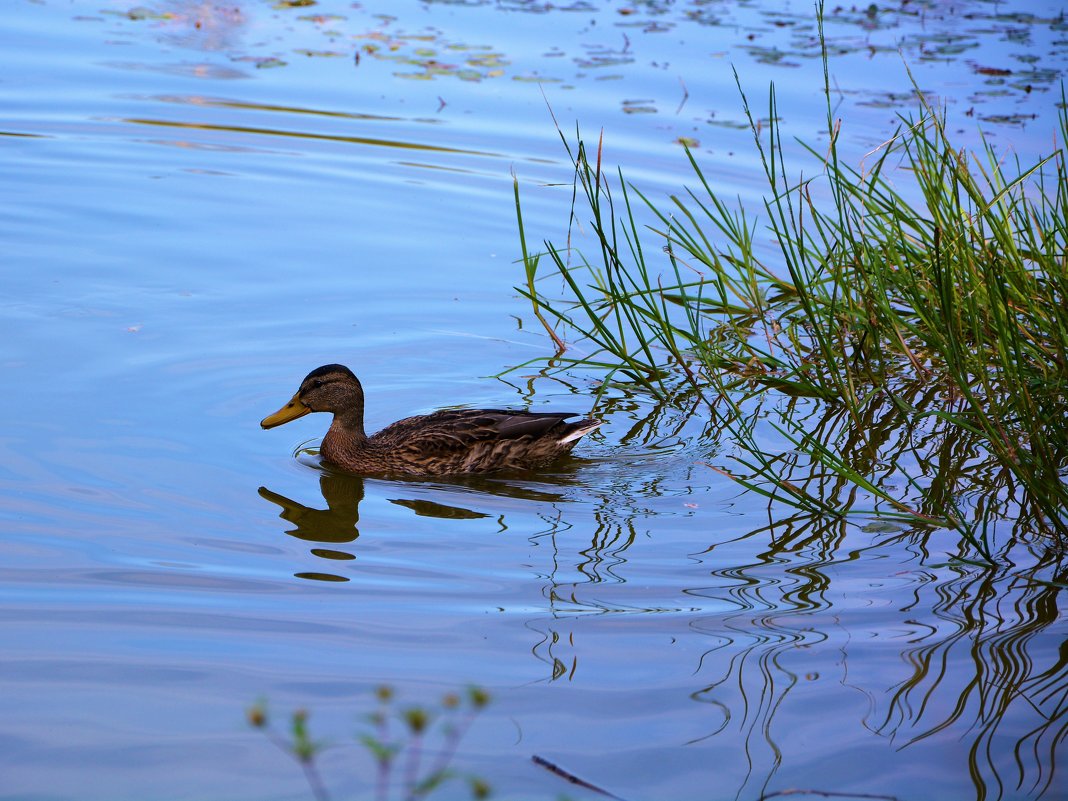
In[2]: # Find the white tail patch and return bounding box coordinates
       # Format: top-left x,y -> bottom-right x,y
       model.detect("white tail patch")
559,420 -> 603,444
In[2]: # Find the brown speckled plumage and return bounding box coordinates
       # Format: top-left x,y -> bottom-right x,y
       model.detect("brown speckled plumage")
261,364 -> 601,476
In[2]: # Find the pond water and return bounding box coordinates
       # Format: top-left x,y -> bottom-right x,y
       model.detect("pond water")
3,1 -> 1067,799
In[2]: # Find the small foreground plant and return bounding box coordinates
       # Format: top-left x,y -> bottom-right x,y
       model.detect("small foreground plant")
248,685 -> 492,801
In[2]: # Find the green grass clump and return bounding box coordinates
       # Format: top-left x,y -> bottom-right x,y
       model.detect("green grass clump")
512,17 -> 1068,559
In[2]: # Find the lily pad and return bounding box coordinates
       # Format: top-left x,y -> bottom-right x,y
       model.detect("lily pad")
123,7 -> 174,21
861,521 -> 904,533
297,14 -> 346,23
293,49 -> 348,58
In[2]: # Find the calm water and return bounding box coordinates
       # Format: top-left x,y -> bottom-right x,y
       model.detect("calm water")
2,1 -> 1067,799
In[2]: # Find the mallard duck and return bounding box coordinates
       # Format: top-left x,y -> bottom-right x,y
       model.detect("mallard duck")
261,364 -> 601,476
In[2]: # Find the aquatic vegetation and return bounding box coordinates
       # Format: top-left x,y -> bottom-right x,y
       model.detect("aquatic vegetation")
512,23 -> 1068,559
102,0 -> 1052,127
247,685 -> 492,801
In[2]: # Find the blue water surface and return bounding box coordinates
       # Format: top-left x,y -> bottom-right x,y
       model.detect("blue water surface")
2,1 -> 1067,799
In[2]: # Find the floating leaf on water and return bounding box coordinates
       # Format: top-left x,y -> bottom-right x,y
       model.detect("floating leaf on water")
1013,67 -> 1058,84
447,43 -> 493,53
973,87 -> 1014,100
742,46 -> 802,67
294,571 -> 349,582
124,7 -> 174,21
856,90 -> 916,109
230,55 -> 287,69
918,39 -> 980,58
297,14 -> 346,23
575,55 -> 635,68
294,49 -> 347,57
467,53 -> 508,68
706,117 -> 747,129
861,521 -> 905,533
273,0 -> 316,8
979,112 -> 1037,126
356,31 -> 390,43
685,9 -> 724,25
513,74 -> 561,83
675,136 -> 700,148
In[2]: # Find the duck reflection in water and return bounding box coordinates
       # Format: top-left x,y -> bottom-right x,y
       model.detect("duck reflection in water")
259,464 -> 587,582
259,473 -> 366,548
260,472 -> 495,547
258,472 -> 372,582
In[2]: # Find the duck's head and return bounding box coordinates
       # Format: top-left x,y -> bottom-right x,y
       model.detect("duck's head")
260,364 -> 364,429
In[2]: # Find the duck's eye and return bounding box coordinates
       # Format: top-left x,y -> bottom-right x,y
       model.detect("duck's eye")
312,379 -> 324,389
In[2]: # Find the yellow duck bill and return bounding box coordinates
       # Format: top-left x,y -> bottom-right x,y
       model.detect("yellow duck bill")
260,393 -> 311,429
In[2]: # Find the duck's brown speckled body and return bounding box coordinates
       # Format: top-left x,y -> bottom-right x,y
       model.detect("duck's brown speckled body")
261,364 -> 601,476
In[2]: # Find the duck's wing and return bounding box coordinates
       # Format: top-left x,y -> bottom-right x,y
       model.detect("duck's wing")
377,409 -> 584,447
371,409 -> 601,474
